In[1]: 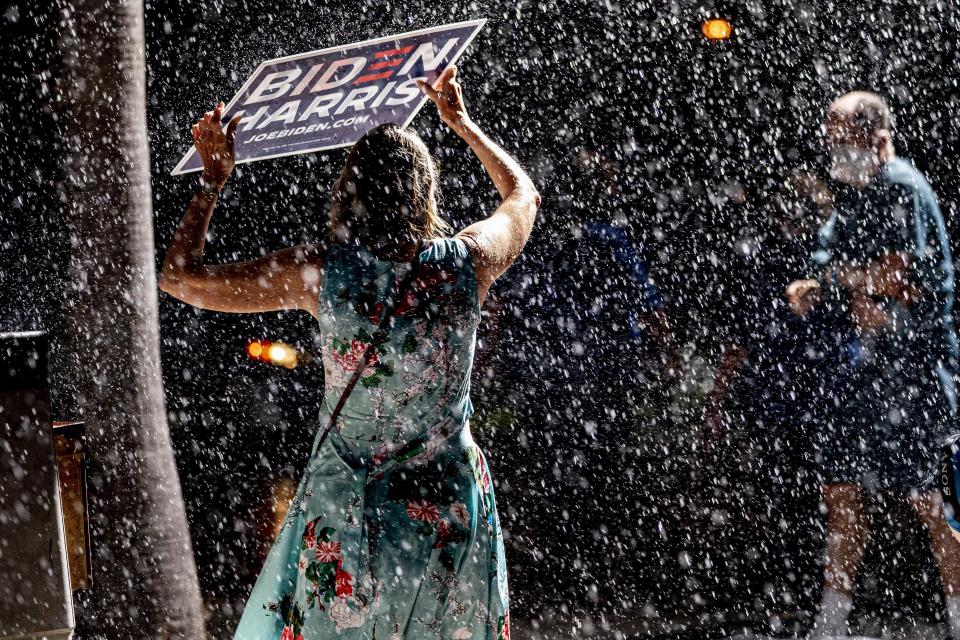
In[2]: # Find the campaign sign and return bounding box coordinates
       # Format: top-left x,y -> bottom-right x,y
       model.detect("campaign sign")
171,19 -> 486,175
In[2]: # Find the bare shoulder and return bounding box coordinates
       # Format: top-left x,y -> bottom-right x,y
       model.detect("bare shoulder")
455,196 -> 537,270
453,190 -> 539,306
261,242 -> 326,281
453,229 -> 487,268
449,232 -> 489,307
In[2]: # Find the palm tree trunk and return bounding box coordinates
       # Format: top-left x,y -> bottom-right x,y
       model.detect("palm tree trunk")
52,0 -> 207,637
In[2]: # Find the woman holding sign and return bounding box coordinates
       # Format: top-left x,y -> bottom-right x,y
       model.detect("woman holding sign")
159,66 -> 539,640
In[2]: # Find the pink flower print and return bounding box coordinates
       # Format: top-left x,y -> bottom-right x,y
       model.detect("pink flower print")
433,520 -> 453,548
303,521 -> 317,549
372,444 -> 390,467
280,626 -> 303,640
478,466 -> 491,493
450,502 -> 470,528
335,567 -> 353,598
331,339 -> 378,377
298,556 -> 308,573
315,540 -> 342,563
406,499 -> 440,523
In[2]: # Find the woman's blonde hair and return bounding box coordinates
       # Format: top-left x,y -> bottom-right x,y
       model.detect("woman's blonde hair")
327,123 -> 452,248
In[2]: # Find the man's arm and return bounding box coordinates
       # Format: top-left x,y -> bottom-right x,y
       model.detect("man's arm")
702,342 -> 749,438
585,222 -> 683,377
833,253 -> 917,302
637,308 -> 683,378
898,180 -> 954,353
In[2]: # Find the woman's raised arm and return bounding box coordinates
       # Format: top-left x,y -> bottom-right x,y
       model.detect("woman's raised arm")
419,67 -> 541,306
158,102 -> 324,316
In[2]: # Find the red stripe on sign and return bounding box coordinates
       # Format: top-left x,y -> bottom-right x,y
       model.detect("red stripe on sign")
353,70 -> 394,84
374,45 -> 414,58
368,58 -> 403,70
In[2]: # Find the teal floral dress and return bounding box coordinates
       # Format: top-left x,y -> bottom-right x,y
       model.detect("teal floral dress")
232,237 -> 510,640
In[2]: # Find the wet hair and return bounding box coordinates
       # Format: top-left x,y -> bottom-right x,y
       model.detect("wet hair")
327,123 -> 452,251
829,91 -> 893,137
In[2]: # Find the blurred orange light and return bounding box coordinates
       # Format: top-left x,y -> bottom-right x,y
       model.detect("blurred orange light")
247,339 -> 299,368
702,18 -> 732,41
267,343 -> 298,368
247,340 -> 265,359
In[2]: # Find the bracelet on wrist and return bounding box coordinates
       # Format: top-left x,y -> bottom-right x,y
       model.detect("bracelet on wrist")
199,173 -> 222,195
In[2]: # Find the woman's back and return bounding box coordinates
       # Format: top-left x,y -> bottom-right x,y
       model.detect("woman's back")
316,237 -> 481,466
165,69 -> 538,640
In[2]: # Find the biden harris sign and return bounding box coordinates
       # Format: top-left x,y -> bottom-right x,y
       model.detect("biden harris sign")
171,19 -> 486,175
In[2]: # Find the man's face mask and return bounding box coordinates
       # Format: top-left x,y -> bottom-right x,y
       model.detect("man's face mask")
829,144 -> 879,186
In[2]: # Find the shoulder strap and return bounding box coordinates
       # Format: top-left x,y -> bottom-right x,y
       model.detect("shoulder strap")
313,239 -> 427,454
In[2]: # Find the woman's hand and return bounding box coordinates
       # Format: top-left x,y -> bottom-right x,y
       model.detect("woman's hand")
192,101 -> 242,189
428,66 -> 540,307
418,66 -> 470,132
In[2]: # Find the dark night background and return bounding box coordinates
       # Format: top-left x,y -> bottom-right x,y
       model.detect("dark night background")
3,0 -> 960,637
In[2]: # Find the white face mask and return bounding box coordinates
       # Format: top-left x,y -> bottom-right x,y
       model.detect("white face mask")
829,144 -> 879,185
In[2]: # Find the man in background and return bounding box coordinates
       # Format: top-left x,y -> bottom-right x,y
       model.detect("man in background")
700,170 -> 856,617
793,91 -> 960,639
543,147 -> 683,622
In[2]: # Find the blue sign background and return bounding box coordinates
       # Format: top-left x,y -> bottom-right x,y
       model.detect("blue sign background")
172,20 -> 485,175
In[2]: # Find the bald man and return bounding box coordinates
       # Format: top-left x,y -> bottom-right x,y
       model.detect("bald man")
794,91 -> 960,638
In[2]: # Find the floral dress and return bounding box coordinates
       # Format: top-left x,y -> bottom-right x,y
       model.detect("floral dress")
232,237 -> 510,640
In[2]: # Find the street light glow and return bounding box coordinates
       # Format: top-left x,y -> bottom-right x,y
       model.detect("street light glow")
247,340 -> 265,359
247,339 -> 299,369
267,343 -> 297,368
702,18 -> 732,41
